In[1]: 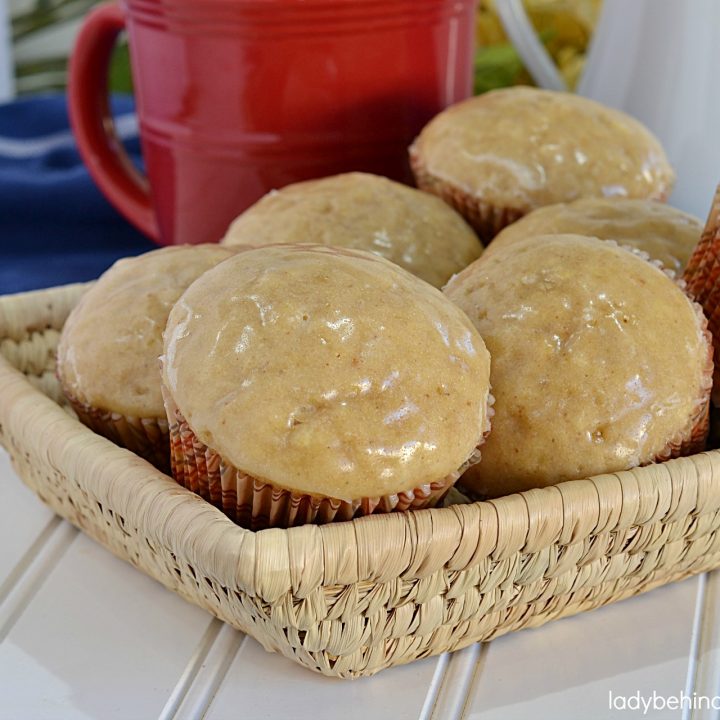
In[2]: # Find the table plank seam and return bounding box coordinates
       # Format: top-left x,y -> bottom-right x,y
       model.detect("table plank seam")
683,573 -> 707,720
685,570 -> 720,720
0,519 -> 77,643
157,617 -> 226,720
428,642 -> 486,720
0,515 -> 62,605
170,622 -> 245,720
418,652 -> 451,720
459,642 -> 490,720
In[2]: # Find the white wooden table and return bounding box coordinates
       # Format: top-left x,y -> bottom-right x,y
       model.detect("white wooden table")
1,446 -> 719,720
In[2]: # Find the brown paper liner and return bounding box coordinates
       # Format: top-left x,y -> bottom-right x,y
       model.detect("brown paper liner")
654,292 -> 713,456
684,184 -> 720,299
163,386 -> 493,530
692,251 -> 720,326
410,151 -> 671,247
682,183 -> 720,407
409,153 -> 524,244
62,390 -> 170,473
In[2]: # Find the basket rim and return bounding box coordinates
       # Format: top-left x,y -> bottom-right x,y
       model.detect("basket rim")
2,282 -> 720,604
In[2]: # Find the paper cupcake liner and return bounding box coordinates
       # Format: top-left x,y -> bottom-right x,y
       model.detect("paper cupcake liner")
684,184 -> 720,298
656,290 -> 713,454
705,316 -> 720,409
690,241 -> 720,311
163,387 -> 493,530
692,243 -> 720,329
409,154 -> 524,244
410,150 -> 673,247
681,183 -> 720,407
63,390 -> 170,473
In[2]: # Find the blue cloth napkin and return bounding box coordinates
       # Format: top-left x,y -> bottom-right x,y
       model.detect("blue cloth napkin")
0,93 -> 156,294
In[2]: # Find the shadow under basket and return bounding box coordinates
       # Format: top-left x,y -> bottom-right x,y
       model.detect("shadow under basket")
2,283 -> 720,678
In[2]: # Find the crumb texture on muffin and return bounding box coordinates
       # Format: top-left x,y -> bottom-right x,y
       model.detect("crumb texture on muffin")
221,172 -> 482,288
162,244 -> 492,499
487,198 -> 701,273
445,234 -> 712,497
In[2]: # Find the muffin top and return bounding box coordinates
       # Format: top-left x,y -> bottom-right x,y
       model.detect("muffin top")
487,198 -> 702,273
57,244 -> 237,419
221,172 -> 482,289
444,234 -> 711,496
162,244 -> 492,499
410,87 -> 674,214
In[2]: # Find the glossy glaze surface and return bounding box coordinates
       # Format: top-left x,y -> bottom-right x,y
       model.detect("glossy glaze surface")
162,245 -> 492,498
57,244 -> 236,418
71,0 -> 477,245
487,198 -> 702,273
222,172 -> 482,288
445,235 -> 711,496
410,87 -> 674,214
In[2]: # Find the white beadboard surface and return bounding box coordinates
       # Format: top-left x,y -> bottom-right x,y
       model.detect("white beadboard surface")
1,446 -> 719,720
0,449 -> 55,587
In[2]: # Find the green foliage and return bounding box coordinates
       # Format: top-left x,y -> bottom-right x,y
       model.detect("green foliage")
108,42 -> 133,94
473,43 -> 527,95
474,29 -> 555,95
11,0 -> 131,94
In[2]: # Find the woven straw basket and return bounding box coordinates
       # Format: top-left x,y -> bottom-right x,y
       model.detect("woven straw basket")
3,282 -> 720,678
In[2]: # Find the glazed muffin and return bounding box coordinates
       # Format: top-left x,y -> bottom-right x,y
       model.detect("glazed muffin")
161,244 -> 493,529
444,234 -> 712,498
410,87 -> 675,243
56,244 -> 237,471
221,172 -> 482,289
486,198 -> 701,274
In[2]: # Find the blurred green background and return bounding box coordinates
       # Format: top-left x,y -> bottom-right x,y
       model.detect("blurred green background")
10,0 -> 131,94
8,0 -> 602,96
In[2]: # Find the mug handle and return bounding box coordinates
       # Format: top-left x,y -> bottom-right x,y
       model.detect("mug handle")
494,0 -> 568,92
68,1 -> 159,241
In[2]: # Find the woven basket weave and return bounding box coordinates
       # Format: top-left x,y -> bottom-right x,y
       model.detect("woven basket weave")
2,283 -> 720,678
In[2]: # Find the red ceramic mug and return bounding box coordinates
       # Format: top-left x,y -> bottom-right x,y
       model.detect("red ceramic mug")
69,0 -> 478,246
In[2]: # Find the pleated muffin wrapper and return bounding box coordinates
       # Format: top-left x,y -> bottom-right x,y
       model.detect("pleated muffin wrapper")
409,154 -> 523,245
684,183 -> 720,304
61,388 -> 170,473
683,184 -> 720,411
656,294 -> 714,459
684,194 -> 720,413
163,385 -> 494,530
409,149 -> 671,247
